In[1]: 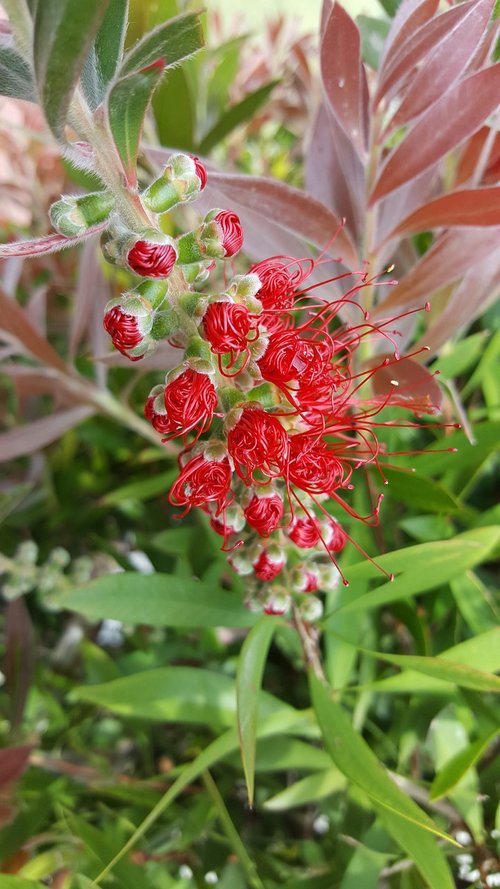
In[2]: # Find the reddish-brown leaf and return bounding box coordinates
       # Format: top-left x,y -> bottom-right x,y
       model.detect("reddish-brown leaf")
373,226 -> 500,318
0,406 -> 94,461
320,2 -> 368,158
376,0 -> 480,106
4,599 -> 34,729
376,165 -> 439,252
379,187 -> 500,245
454,126 -> 500,187
70,236 -> 110,360
0,223 -> 107,258
305,103 -> 365,243
370,64 -> 500,205
0,287 -> 68,372
369,356 -> 443,414
379,0 -> 439,79
383,0 -> 494,134
0,746 -> 33,787
414,251 -> 500,357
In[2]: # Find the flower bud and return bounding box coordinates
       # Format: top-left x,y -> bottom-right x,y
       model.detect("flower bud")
244,490 -> 284,537
103,294 -> 156,361
252,547 -> 285,581
263,591 -> 290,615
102,228 -> 178,278
177,209 -> 243,263
50,191 -> 114,236
144,367 -> 217,441
298,595 -> 323,623
142,153 -> 207,214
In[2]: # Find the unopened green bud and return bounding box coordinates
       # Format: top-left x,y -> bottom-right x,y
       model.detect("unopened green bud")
50,192 -> 114,236
142,154 -> 207,214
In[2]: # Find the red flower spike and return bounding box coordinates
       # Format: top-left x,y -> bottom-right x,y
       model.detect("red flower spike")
192,156 -> 207,190
145,369 -> 217,442
227,407 -> 289,485
169,452 -> 232,516
203,301 -> 253,354
253,550 -> 285,581
127,240 -> 177,278
244,492 -> 284,537
288,515 -> 322,549
214,211 -> 243,257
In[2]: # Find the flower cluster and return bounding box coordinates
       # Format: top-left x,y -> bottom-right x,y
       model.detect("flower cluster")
92,153 -> 445,619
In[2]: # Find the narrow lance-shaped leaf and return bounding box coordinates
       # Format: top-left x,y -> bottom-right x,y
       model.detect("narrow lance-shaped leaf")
33,0 -> 111,138
81,0 -> 129,109
199,81 -> 279,155
378,0 -> 439,76
107,60 -> 164,187
321,2 -> 368,157
310,671 -> 456,889
0,407 -> 94,462
0,43 -> 36,101
370,64 -> 500,204
54,571 -> 256,628
430,728 -> 499,800
0,286 -> 68,371
0,223 -> 108,260
383,0 -> 495,135
380,187 -> 500,246
373,226 -> 500,318
120,10 -> 204,75
376,0 -> 483,105
236,615 -> 281,805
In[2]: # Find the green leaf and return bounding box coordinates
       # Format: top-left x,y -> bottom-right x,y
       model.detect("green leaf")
357,16 -> 390,70
310,673 -> 445,838
374,804 -> 455,889
54,571 -> 255,627
0,47 -> 36,101
68,815 -> 150,889
370,628 -> 500,694
0,879 -> 47,889
430,727 -> 499,800
82,0 -> 129,108
416,421 -> 500,490
107,61 -> 165,186
369,649 -> 500,693
431,331 -> 488,379
120,11 -> 204,76
264,768 -> 346,811
152,66 -> 195,150
450,571 -> 500,634
100,469 -> 176,504
33,0 -> 111,137
309,673 -> 458,863
199,81 -> 279,154
236,615 -> 281,805
382,467 -> 461,513
73,666 -> 297,729
323,527 -> 500,618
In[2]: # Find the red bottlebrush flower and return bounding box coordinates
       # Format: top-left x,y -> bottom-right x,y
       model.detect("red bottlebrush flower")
288,434 -> 345,496
253,550 -> 285,581
227,407 -> 289,485
258,330 -> 333,389
127,239 -> 177,278
203,301 -> 252,354
145,369 -> 217,441
244,491 -> 284,537
103,305 -> 143,358
249,256 -> 306,311
325,520 -> 347,553
213,211 -> 243,257
169,451 -> 232,516
192,156 -> 207,189
288,515 -> 321,549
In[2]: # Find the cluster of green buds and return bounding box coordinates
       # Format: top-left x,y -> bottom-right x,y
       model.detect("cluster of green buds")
0,542 -> 93,609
